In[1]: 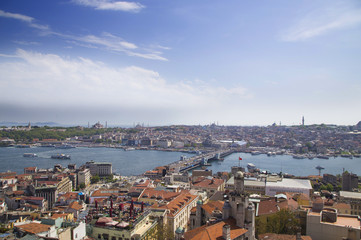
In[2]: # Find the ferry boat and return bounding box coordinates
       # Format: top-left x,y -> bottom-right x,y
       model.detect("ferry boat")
23,153 -> 37,157
317,155 -> 329,159
247,163 -> 256,170
51,154 -> 71,159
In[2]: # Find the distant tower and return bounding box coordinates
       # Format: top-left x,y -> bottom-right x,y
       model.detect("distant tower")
27,122 -> 31,129
106,121 -> 107,128
88,122 -> 90,128
302,116 -> 305,126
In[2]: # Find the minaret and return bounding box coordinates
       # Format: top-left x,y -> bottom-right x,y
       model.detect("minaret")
302,116 -> 305,126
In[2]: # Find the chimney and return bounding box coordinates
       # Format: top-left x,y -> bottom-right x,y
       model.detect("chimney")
222,224 -> 231,240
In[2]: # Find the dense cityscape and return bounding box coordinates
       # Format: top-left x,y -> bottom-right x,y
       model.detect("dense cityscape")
0,121 -> 360,239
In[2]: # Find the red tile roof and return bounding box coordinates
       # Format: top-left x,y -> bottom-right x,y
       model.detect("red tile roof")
192,178 -> 224,189
16,222 -> 51,234
184,218 -> 247,240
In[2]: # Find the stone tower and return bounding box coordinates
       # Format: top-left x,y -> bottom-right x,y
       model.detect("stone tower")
223,170 -> 255,240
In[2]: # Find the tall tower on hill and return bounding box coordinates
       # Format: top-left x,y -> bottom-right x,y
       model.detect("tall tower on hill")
302,116 -> 305,126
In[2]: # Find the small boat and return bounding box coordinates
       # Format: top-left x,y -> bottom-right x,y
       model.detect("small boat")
317,155 -> 329,159
293,155 -> 305,159
23,153 -> 37,157
124,147 -> 135,151
51,154 -> 71,159
251,151 -> 261,155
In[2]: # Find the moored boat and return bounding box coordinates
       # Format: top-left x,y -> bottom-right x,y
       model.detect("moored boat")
23,153 -> 37,157
51,154 -> 71,159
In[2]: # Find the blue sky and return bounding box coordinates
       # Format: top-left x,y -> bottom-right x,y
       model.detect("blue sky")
0,0 -> 360,126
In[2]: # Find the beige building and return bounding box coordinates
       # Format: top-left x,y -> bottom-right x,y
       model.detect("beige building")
57,177 -> 73,193
78,168 -> 91,187
90,209 -> 167,240
339,191 -> 361,216
155,192 -> 199,237
305,200 -> 361,240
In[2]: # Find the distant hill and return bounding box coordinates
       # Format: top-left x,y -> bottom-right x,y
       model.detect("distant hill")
0,121 -> 61,127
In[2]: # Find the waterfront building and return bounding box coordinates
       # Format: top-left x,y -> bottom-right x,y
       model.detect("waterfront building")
78,168 -> 91,187
156,139 -> 172,148
86,161 -> 112,177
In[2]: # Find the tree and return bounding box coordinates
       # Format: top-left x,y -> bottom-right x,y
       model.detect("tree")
91,175 -> 100,184
265,209 -> 300,235
154,224 -> 174,240
79,183 -> 86,189
326,183 -> 334,192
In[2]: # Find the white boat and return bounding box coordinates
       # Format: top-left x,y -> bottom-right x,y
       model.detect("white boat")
124,147 -> 135,151
23,153 -> 37,157
247,163 -> 256,170
251,151 -> 261,155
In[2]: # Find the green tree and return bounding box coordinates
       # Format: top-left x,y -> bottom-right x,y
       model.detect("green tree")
265,209 -> 300,235
326,183 -> 334,192
91,175 -> 100,184
79,183 -> 86,189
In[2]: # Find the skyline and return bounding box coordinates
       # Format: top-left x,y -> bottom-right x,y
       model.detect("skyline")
1,0 -> 361,126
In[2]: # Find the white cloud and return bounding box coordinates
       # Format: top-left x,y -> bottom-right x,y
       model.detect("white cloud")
54,31 -> 168,61
0,9 -> 49,30
73,0 -> 145,12
0,49 -> 250,123
281,1 -> 361,42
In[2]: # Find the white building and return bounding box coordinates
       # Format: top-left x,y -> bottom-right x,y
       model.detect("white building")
265,178 -> 312,196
